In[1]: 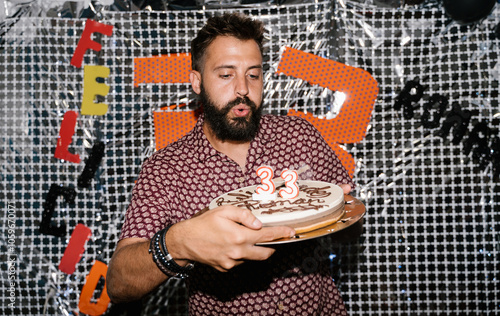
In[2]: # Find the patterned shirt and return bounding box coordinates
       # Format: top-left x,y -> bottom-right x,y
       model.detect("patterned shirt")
120,114 -> 354,315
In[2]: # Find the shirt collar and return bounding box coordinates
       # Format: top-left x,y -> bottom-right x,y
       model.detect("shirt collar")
190,114 -> 220,162
191,113 -> 272,162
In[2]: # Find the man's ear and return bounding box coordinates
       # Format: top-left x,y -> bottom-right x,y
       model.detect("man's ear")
189,70 -> 201,95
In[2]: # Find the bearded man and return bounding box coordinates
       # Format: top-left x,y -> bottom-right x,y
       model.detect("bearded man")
107,12 -> 353,315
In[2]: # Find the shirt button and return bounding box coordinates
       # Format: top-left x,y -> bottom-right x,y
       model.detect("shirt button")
278,304 -> 284,310
238,177 -> 245,183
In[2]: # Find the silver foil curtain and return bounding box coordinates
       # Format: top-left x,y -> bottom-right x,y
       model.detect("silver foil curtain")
0,0 -> 499,315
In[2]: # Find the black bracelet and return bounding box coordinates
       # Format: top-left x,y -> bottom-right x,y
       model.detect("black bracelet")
159,226 -> 194,274
149,226 -> 194,279
149,235 -> 178,277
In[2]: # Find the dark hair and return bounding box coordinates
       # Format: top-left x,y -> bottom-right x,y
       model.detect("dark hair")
191,13 -> 265,72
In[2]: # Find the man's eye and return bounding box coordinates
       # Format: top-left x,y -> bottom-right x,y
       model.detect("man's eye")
220,74 -> 232,79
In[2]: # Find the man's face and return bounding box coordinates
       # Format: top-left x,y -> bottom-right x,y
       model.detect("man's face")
190,36 -> 264,142
200,83 -> 262,141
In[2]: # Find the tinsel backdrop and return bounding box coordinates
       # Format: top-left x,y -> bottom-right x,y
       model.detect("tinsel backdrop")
0,0 -> 499,315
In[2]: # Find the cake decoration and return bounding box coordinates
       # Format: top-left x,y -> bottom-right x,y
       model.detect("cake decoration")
210,180 -> 345,230
278,169 -> 299,199
253,166 -> 277,201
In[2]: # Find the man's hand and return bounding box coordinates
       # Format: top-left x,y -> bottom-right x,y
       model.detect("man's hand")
166,205 -> 295,272
340,183 -> 352,195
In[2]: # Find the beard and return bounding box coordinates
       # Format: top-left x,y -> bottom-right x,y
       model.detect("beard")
200,85 -> 262,142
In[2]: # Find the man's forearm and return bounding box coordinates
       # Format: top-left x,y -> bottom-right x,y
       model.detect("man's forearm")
106,240 -> 169,303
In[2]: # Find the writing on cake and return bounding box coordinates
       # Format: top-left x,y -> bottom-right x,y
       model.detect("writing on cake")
213,185 -> 332,214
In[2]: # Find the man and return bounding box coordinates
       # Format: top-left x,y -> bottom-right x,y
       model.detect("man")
107,12 -> 354,315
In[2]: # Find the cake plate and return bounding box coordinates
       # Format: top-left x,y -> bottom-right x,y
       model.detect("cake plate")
256,195 -> 365,245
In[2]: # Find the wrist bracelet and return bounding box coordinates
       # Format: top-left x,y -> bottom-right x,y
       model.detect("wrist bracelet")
149,236 -> 178,277
149,225 -> 194,279
159,226 -> 195,273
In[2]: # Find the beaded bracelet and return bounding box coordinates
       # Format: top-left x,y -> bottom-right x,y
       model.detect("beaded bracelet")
149,226 -> 194,279
149,234 -> 178,277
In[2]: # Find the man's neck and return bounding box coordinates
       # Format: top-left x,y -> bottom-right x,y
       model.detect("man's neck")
203,123 -> 251,172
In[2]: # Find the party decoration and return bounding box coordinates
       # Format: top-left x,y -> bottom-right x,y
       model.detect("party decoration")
490,136 -> 500,179
134,53 -> 192,87
58,224 -> 92,274
278,169 -> 299,199
154,108 -> 202,150
395,78 -> 499,176
81,65 -> 111,115
438,103 -> 472,144
421,94 -> 448,128
78,141 -> 106,188
277,46 -> 378,177
39,184 -> 76,237
463,122 -> 493,168
71,19 -> 114,68
135,53 -> 199,150
2,2 -> 500,315
277,47 -> 378,143
54,111 -> 81,163
78,260 -> 110,316
393,80 -> 425,119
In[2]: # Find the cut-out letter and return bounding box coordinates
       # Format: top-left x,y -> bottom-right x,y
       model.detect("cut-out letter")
439,103 -> 471,144
81,65 -> 110,116
78,142 -> 105,188
39,184 -> 76,237
464,122 -> 492,168
78,260 -> 110,316
71,19 -> 113,68
54,111 -> 81,163
59,224 -> 92,274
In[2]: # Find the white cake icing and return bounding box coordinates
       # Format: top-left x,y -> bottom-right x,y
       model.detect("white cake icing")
209,180 -> 345,226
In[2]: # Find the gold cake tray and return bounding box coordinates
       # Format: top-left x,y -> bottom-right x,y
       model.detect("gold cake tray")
256,194 -> 365,245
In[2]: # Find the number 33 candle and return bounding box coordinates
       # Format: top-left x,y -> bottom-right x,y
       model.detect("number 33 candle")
253,166 -> 299,201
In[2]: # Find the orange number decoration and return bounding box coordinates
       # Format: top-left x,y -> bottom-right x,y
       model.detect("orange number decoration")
255,166 -> 276,195
78,260 -> 110,316
137,48 -> 378,175
134,53 -> 200,149
279,169 -> 299,199
134,53 -> 191,87
277,47 -> 379,177
153,107 -> 202,150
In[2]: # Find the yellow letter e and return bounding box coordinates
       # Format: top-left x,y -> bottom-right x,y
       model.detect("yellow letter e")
81,65 -> 110,116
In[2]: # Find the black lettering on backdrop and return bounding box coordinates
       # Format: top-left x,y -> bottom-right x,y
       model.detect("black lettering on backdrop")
394,80 -> 425,120
39,184 -> 76,237
77,141 -> 105,188
393,79 -> 498,178
464,122 -> 493,168
421,94 -> 448,128
438,103 -> 472,144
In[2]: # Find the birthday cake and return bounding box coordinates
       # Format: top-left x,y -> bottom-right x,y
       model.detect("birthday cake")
209,180 -> 345,232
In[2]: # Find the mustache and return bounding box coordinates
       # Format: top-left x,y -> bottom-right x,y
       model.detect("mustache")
222,96 -> 257,114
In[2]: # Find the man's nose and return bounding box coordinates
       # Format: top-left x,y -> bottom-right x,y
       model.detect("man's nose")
235,76 -> 249,97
